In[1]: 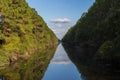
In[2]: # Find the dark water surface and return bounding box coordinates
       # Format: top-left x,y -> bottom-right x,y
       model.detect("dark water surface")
0,43 -> 120,80
62,43 -> 120,80
42,44 -> 81,80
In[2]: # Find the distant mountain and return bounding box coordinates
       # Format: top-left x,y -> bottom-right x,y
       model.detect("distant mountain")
0,0 -> 58,66
63,0 -> 120,64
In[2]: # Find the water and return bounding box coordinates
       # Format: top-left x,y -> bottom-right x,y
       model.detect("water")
42,44 -> 81,80
0,46 -> 57,80
1,43 -> 119,80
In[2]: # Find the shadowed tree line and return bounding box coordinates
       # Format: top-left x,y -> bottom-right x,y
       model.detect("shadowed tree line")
63,0 -> 120,66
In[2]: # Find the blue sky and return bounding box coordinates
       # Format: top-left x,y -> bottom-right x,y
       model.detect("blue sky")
26,0 -> 95,39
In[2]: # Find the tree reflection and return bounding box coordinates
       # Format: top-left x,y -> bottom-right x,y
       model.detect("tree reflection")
62,43 -> 120,80
0,46 -> 57,80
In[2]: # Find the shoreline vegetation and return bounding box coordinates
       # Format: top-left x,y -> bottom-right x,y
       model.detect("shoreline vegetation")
62,0 -> 120,70
0,0 -> 58,66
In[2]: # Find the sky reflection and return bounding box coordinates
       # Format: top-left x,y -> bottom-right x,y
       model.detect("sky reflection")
42,44 -> 81,80
51,44 -> 71,65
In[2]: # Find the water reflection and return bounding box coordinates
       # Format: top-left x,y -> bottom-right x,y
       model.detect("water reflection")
62,43 -> 120,80
1,43 -> 119,80
0,46 -> 57,80
0,76 -> 3,80
51,44 -> 71,65
42,44 -> 81,80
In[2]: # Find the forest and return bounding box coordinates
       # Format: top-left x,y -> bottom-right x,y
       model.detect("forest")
0,0 -> 120,79
0,0 -> 58,66
63,0 -> 120,66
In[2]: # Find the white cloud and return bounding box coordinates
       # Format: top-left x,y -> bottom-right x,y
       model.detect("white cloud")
50,18 -> 71,23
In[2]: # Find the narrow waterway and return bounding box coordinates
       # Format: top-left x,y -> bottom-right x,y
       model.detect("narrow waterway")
42,44 -> 81,80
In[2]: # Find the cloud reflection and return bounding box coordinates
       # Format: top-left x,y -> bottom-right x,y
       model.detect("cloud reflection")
50,44 -> 71,65
51,57 -> 71,65
51,61 -> 71,65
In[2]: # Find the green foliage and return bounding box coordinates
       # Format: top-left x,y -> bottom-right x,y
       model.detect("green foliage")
97,41 -> 114,58
0,0 -> 58,65
63,0 -> 120,60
